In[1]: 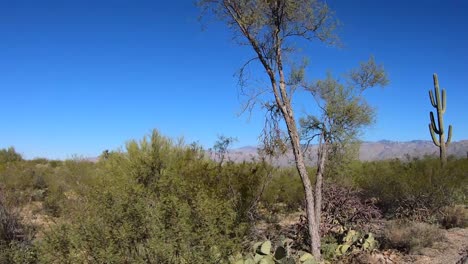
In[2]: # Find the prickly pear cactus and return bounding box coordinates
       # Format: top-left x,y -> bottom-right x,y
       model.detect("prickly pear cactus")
229,240 -> 318,264
334,228 -> 378,257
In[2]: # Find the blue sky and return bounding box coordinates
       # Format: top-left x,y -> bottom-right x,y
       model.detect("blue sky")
0,0 -> 467,159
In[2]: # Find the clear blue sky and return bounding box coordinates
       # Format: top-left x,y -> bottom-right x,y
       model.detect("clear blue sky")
0,0 -> 467,159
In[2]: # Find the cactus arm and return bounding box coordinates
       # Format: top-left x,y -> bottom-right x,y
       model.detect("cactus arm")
446,125 -> 452,145
441,89 -> 446,113
429,112 -> 440,134
429,90 -> 437,107
433,74 -> 441,107
429,124 -> 441,146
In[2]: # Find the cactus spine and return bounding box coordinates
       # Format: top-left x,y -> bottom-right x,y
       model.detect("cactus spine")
428,73 -> 452,166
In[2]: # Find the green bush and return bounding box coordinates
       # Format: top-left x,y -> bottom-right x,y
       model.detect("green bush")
0,191 -> 37,263
261,167 -> 310,214
0,153 -> 99,219
2,134 -> 466,262
42,186 -> 66,217
352,157 -> 468,222
0,147 -> 23,164
38,130 -> 252,263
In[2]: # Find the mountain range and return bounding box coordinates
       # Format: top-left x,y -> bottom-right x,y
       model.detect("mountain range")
219,140 -> 468,166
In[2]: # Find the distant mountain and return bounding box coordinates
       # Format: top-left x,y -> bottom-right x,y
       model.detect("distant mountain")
222,140 -> 468,166
359,140 -> 468,161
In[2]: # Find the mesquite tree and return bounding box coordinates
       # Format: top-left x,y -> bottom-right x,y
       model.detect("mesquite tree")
301,62 -> 388,235
198,1 -> 387,259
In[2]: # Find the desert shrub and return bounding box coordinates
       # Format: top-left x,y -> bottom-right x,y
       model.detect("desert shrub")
439,205 -> 468,229
285,183 -> 381,253
32,174 -> 47,191
0,163 -> 33,190
381,220 -> 444,253
0,190 -> 37,263
0,158 -> 96,218
216,160 -> 274,222
0,163 -> 37,205
39,159 -> 98,217
50,158 -> 98,194
320,183 -> 381,236
0,147 -> 23,164
42,186 -> 66,217
38,130 -> 249,263
0,157 -> 94,217
353,157 -> 468,222
261,167 -> 313,214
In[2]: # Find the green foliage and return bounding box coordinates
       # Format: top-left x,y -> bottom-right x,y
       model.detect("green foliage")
0,147 -> 23,163
42,186 -> 66,217
352,157 -> 468,222
319,236 -> 338,260
0,155 -> 97,209
230,239 -> 317,264
261,168 -> 306,213
38,130 -> 253,263
439,205 -> 468,229
300,57 -> 388,160
0,241 -> 38,264
323,143 -> 361,185
312,228 -> 377,261
198,0 -> 340,48
219,160 -> 273,222
333,229 -> 378,257
428,73 -> 453,165
212,135 -> 238,164
200,1 -> 388,260
0,193 -> 37,264
1,131 -> 467,262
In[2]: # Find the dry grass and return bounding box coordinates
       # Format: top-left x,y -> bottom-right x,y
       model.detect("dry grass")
439,205 -> 468,229
382,220 -> 445,254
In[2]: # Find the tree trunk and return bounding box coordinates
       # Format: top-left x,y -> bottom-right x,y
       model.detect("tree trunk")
282,110 -> 321,260
220,5 -> 322,258
314,136 -> 328,231
270,19 -> 321,259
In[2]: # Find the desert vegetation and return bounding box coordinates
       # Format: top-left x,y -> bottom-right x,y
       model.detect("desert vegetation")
0,133 -> 466,263
1,1 -> 466,263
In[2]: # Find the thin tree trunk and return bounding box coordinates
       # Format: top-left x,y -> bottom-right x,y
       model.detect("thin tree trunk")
314,135 -> 328,232
272,22 -> 321,259
282,110 -> 321,259
223,5 -> 322,259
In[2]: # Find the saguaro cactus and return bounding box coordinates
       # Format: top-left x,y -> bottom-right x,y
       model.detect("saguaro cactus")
428,73 -> 452,166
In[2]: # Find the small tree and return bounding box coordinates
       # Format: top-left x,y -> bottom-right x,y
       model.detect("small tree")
301,61 -> 388,230
211,135 -> 237,165
198,1 -> 387,259
428,73 -> 452,166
